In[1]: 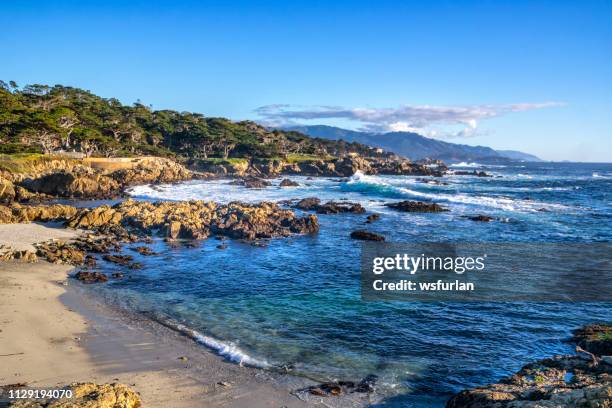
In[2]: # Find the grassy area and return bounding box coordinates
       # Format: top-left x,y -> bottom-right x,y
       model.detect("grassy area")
0,153 -> 66,173
198,157 -> 250,166
284,154 -> 335,163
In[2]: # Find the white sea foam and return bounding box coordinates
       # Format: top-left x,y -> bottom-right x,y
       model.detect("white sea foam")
174,323 -> 270,368
348,172 -> 569,212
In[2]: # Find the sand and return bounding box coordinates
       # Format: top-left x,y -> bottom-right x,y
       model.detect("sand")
0,224 -> 369,407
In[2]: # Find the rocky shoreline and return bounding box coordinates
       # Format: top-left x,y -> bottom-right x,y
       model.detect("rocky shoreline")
446,324 -> 612,407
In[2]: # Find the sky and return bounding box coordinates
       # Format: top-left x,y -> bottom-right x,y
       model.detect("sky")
1,0 -> 611,162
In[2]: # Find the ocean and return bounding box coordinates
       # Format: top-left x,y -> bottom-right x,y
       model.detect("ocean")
90,162 -> 611,406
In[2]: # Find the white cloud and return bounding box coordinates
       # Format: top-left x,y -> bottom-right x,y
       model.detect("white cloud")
254,102 -> 563,138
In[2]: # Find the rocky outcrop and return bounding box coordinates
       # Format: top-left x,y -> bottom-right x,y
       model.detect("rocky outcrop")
0,248 -> 38,262
571,324 -> 612,357
454,170 -> 492,177
350,230 -> 385,241
66,199 -> 319,241
446,324 -> 612,408
21,168 -> 121,198
110,157 -> 192,186
8,382 -> 141,408
4,157 -> 193,202
36,241 -> 86,265
0,176 -> 16,203
294,197 -> 366,214
0,204 -> 78,224
385,200 -> 448,212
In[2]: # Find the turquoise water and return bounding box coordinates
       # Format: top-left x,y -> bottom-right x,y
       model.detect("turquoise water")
95,162 -> 610,406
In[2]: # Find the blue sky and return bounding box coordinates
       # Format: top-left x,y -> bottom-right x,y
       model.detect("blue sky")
2,0 -> 610,162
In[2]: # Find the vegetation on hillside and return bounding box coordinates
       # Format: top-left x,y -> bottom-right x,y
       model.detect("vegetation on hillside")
0,81 -> 386,160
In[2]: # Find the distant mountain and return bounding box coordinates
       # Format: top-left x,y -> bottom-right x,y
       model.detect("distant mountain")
495,150 -> 542,162
286,125 -> 542,163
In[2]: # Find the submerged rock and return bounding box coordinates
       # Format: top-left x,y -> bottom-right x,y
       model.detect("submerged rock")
385,200 -> 448,212
366,213 -> 380,223
350,230 -> 385,241
466,215 -> 495,222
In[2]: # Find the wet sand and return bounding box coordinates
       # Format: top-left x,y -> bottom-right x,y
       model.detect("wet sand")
0,223 -> 370,407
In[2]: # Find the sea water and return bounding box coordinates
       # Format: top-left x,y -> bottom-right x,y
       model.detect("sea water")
93,162 -> 611,406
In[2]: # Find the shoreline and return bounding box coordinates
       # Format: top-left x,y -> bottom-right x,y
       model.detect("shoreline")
0,224 -> 372,408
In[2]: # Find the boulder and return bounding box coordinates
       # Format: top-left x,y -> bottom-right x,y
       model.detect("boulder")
74,271 -> 109,283
385,200 -> 448,212
571,324 -> 612,356
279,178 -> 299,187
6,382 -> 141,407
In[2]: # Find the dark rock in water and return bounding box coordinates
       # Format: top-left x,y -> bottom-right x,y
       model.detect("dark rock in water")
294,197 -> 365,214
74,271 -> 108,283
366,214 -> 380,223
570,324 -> 612,356
454,170 -> 492,177
295,197 -> 321,210
385,200 -> 448,212
111,272 -> 124,279
84,255 -> 97,268
244,178 -> 271,189
350,230 -> 385,241
102,254 -> 134,265
356,374 -> 378,393
417,178 -> 448,186
467,215 -> 494,222
130,246 -> 156,256
129,262 -> 144,270
216,244 -> 228,250
279,178 -> 299,187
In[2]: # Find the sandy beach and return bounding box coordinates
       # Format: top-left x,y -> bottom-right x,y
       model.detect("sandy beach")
0,224 -> 367,408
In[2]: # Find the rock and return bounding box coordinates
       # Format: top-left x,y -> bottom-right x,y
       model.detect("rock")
295,197 -> 321,210
36,241 -> 85,265
216,244 -> 228,250
103,254 -> 134,266
350,230 -> 385,241
129,262 -> 143,270
243,178 -> 271,189
454,170 -> 492,177
366,214 -> 380,223
130,246 -> 156,256
111,272 -> 124,279
0,176 -> 16,203
22,169 -> 121,198
467,215 -> 495,222
571,324 -> 612,356
385,200 -> 448,212
446,323 -> 612,408
279,178 -> 299,187
294,197 -> 365,214
11,382 -> 142,408
74,271 -> 108,283
0,249 -> 38,263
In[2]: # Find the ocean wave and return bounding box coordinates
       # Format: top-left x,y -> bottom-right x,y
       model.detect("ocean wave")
592,172 -> 611,179
147,313 -> 270,368
346,172 -> 569,212
450,162 -> 482,168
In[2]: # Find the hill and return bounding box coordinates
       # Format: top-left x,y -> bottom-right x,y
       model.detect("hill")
0,82 -> 385,160
286,125 -> 542,163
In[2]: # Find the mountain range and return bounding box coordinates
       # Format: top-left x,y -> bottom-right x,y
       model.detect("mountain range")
285,125 -> 542,163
